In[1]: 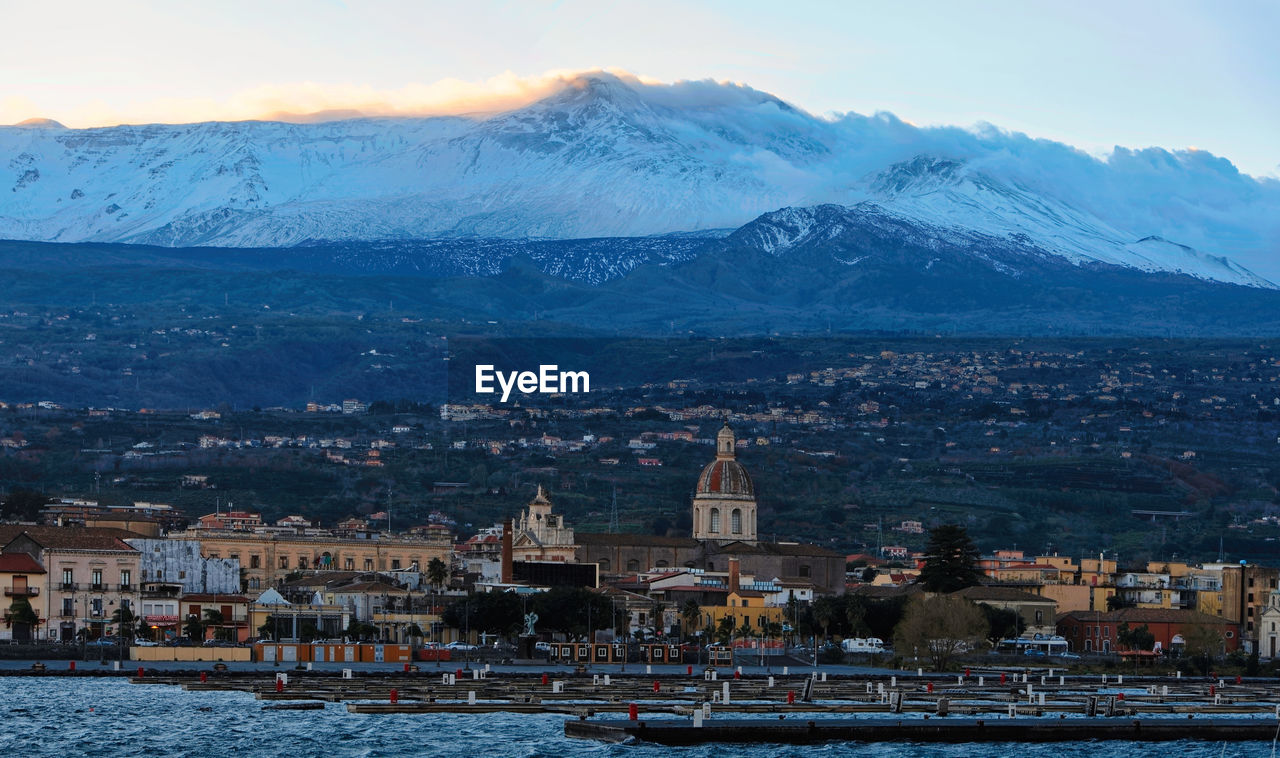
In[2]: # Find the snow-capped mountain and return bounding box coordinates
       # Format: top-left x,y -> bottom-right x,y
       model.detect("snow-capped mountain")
1,72 -> 1276,287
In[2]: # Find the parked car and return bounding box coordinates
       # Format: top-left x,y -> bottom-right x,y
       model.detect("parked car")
534,641 -> 552,653
85,638 -> 116,647
1054,652 -> 1082,660
134,638 -> 159,647
1023,648 -> 1047,657
445,641 -> 477,651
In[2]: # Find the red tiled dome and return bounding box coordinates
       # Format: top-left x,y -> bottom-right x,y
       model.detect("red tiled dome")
696,458 -> 754,497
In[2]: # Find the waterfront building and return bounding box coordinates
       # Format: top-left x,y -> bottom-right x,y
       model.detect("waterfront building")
0,525 -> 140,642
1056,608 -> 1239,654
167,528 -> 451,590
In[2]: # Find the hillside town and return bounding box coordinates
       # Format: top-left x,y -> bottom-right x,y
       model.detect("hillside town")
2,423 -> 1274,670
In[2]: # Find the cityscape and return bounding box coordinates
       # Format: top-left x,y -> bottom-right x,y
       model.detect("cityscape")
2,1 -> 1278,754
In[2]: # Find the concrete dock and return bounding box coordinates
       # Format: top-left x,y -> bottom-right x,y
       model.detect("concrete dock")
564,717 -> 1280,745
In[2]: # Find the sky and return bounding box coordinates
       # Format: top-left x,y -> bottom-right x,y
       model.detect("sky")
2,0 -> 1277,177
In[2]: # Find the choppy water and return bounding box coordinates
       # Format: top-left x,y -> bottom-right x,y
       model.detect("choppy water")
1,677 -> 1276,757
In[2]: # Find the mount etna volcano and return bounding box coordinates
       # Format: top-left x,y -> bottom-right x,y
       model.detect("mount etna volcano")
2,71 -> 1279,342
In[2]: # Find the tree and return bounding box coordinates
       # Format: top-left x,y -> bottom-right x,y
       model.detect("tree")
184,613 -> 204,641
203,609 -> 226,641
980,605 -> 1025,649
7,597 -> 38,642
680,599 -> 701,642
714,616 -> 735,644
426,557 -> 449,591
1181,623 -> 1224,675
812,595 -> 840,641
0,490 -> 48,522
893,594 -> 989,672
111,606 -> 137,641
1117,622 -> 1155,652
917,524 -> 983,593
530,587 -> 613,641
845,595 -> 870,637
443,591 -> 523,639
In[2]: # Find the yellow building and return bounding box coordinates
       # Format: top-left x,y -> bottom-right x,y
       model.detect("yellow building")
697,590 -> 786,635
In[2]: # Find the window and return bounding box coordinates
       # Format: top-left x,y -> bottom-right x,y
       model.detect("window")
250,555 -> 261,569
731,509 -> 742,534
279,557 -> 289,569
391,559 -> 401,571
345,558 -> 354,571
598,559 -> 611,572
710,508 -> 720,533
62,598 -> 74,617
92,569 -> 103,589
62,568 -> 73,588
120,570 -> 131,589
655,560 -> 668,568
91,598 -> 103,616
1035,610 -> 1044,624
627,559 -> 640,572
178,570 -> 186,580
298,556 -> 308,570
248,578 -> 260,589
364,559 -> 374,571
799,565 -> 811,578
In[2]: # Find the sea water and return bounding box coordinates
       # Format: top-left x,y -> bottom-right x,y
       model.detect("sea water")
0,677 -> 1273,757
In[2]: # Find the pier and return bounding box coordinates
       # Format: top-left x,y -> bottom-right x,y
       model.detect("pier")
102,667 -> 1280,743
564,717 -> 1280,745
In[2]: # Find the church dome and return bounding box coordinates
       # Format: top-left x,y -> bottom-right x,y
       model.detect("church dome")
696,458 -> 755,497
695,422 -> 754,497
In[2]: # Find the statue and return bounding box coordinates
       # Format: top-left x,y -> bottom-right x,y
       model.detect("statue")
523,611 -> 538,636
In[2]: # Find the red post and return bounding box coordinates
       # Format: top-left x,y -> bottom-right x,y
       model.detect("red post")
200,671 -> 208,683
541,673 -> 549,686
926,682 -> 933,694
1000,672 -> 1006,685
734,670 -> 741,680
628,703 -> 638,721
1210,685 -> 1216,696
276,678 -> 283,693
69,661 -> 76,671
965,668 -> 971,678
456,668 -> 463,679
390,688 -> 399,704
687,665 -> 693,675
1236,675 -> 1242,685
787,690 -> 795,704
404,663 -> 410,673
653,680 -> 660,693
1117,693 -> 1124,700
137,667 -> 144,678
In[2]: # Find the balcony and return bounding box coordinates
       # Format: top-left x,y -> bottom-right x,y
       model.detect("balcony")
91,583 -> 104,592
61,582 -> 76,591
4,586 -> 39,597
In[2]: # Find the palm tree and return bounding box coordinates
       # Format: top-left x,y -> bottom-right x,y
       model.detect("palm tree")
426,557 -> 449,591
714,616 -> 735,644
203,608 -> 225,641
110,606 -> 136,641
680,599 -> 700,642
813,596 -> 839,642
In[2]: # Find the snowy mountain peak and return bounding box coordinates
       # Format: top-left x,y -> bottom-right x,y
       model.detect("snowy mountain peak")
0,76 -> 1276,287
12,117 -> 66,129
870,155 -> 964,196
